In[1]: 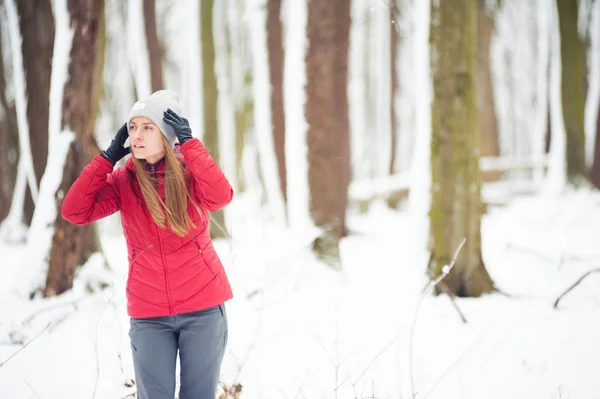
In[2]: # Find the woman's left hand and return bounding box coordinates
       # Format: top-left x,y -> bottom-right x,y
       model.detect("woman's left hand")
163,109 -> 193,145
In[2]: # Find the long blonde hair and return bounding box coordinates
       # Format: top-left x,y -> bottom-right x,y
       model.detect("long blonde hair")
132,136 -> 201,236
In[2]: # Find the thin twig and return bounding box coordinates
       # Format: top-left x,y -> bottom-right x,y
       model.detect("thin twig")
554,268 -> 600,308
92,283 -> 120,399
421,320 -> 498,399
21,297 -> 84,326
0,322 -> 51,368
351,337 -> 397,390
23,378 -> 41,399
410,238 -> 467,398
437,283 -> 467,324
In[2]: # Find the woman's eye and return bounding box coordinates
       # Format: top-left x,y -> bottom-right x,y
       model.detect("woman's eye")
145,126 -> 153,131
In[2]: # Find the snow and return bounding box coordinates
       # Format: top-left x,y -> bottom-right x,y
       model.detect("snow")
2,190 -> 600,398
1,0 -> 600,398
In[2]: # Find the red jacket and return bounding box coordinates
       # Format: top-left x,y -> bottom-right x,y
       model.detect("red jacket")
61,138 -> 234,318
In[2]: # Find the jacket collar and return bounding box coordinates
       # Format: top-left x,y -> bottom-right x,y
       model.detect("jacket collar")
125,143 -> 181,172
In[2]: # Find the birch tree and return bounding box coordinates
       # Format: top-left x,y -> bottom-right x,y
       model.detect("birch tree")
429,0 -> 494,296
305,0 -> 351,267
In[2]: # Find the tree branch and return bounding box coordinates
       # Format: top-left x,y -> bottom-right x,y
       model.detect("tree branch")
0,322 -> 51,369
554,268 -> 600,308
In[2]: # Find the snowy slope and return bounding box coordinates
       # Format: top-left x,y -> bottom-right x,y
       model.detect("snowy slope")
1,190 -> 599,399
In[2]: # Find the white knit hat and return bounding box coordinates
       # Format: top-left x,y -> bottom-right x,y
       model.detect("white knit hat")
128,90 -> 183,147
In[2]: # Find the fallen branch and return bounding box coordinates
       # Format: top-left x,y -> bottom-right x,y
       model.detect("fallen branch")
554,268 -> 600,308
0,322 -> 51,369
410,238 -> 467,399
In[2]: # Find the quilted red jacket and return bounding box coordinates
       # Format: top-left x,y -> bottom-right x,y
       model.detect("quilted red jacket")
61,138 -> 234,318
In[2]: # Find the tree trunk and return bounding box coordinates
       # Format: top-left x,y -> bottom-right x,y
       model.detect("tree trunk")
429,0 -> 494,297
390,0 -> 399,175
305,0 -> 351,267
267,0 -> 287,208
556,0 -> 586,184
477,1 -> 498,158
201,0 -> 227,239
388,0 -> 400,208
591,102 -> 600,188
16,0 -> 54,225
143,0 -> 163,92
0,19 -> 18,223
45,0 -> 105,297
230,1 -> 253,194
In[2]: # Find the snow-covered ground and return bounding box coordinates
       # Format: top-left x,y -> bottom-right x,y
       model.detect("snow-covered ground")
1,188 -> 599,399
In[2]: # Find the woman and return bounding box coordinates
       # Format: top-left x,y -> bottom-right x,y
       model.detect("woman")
61,90 -> 233,398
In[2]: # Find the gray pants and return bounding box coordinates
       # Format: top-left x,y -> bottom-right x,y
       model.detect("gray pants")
129,304 -> 228,399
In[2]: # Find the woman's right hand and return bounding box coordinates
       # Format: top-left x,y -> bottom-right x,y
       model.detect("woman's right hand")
100,123 -> 131,165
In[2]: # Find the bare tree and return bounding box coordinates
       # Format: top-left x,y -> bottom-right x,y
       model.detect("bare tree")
267,0 -> 287,208
229,0 -> 254,194
143,0 -> 163,92
556,0 -> 586,184
429,0 -> 494,296
478,1 -> 499,159
0,8 -> 18,222
591,103 -> 600,188
16,0 -> 54,225
45,0 -> 105,297
390,0 -> 400,176
201,0 -> 228,238
305,0 -> 351,267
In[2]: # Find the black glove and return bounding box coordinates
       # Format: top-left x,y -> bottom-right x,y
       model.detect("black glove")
163,109 -> 193,145
100,123 -> 130,165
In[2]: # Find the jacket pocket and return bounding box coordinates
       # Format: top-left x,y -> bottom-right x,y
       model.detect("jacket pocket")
192,237 -> 216,277
126,245 -> 136,289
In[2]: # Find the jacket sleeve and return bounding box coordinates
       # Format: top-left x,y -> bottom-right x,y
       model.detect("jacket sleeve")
180,138 -> 234,212
61,155 -> 121,225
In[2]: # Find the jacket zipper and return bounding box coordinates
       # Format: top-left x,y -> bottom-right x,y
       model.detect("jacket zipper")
191,237 -> 202,254
156,225 -> 173,314
151,163 -> 173,315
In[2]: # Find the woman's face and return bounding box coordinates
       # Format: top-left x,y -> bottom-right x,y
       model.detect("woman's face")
129,116 -> 166,164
